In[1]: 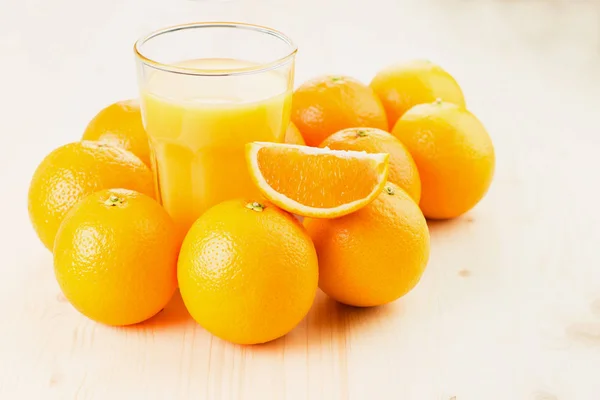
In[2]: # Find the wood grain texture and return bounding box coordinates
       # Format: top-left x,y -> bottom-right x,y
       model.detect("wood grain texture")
2,0 -> 600,399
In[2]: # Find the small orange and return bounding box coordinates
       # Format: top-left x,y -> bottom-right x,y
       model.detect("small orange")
246,142 -> 389,218
54,189 -> 179,326
320,127 -> 421,203
28,141 -> 155,251
82,99 -> 152,167
178,199 -> 318,345
370,60 -> 466,130
284,122 -> 306,145
291,75 -> 388,146
305,182 -> 430,307
391,100 -> 495,219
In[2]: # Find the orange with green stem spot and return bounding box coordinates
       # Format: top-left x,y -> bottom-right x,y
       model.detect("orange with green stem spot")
304,182 -> 430,307
53,189 -> 179,326
391,100 -> 495,219
178,199 -> 318,344
292,75 -> 388,146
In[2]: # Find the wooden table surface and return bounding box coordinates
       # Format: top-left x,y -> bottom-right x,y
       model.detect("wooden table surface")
2,0 -> 600,399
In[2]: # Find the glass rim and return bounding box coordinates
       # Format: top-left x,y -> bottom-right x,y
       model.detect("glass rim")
133,22 -> 298,77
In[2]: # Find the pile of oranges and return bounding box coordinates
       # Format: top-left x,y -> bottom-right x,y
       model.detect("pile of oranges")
28,60 -> 494,345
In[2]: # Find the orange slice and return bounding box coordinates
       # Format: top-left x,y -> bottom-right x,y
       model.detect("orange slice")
246,142 -> 389,218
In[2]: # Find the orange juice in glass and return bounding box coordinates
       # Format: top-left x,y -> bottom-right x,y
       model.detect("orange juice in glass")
134,23 -> 296,235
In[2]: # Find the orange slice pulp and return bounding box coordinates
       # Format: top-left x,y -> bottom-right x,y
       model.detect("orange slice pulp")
246,142 -> 389,218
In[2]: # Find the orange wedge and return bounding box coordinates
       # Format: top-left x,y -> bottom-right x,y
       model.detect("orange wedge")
246,142 -> 389,218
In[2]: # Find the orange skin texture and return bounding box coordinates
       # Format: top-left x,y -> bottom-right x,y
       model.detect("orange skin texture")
53,189 -> 179,326
28,141 -> 155,251
292,75 -> 388,146
178,199 -> 319,345
391,101 -> 495,219
305,183 -> 430,307
82,99 -> 152,167
320,127 -> 421,204
370,60 -> 466,130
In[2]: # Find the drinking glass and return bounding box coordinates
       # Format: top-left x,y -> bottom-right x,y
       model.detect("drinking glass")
134,22 -> 296,235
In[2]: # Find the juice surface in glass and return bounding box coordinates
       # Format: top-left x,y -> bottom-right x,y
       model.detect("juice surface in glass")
141,58 -> 292,234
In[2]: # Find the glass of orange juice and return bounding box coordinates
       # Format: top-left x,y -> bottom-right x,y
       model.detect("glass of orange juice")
134,22 -> 296,235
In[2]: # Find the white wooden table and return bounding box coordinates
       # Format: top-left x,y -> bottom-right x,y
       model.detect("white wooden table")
2,0 -> 600,398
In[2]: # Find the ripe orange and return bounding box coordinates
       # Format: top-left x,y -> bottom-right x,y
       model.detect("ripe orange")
370,60 -> 466,130
54,189 -> 179,326
391,100 -> 495,219
28,141 -> 155,251
246,142 -> 389,218
320,127 -> 421,203
291,75 -> 388,146
178,199 -> 318,344
304,182 -> 430,307
284,122 -> 306,145
82,99 -> 152,167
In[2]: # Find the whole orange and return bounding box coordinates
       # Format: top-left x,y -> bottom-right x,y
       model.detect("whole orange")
28,141 -> 155,251
391,100 -> 495,219
82,99 -> 152,167
178,199 -> 318,345
320,127 -> 421,203
304,183 -> 430,307
291,75 -> 388,146
370,60 -> 466,130
54,189 -> 179,326
284,122 -> 306,145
